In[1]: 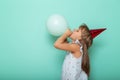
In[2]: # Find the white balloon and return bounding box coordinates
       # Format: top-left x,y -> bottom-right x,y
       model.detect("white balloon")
46,14 -> 68,36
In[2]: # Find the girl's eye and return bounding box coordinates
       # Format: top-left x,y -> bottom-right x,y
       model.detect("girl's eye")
74,29 -> 77,31
74,29 -> 79,32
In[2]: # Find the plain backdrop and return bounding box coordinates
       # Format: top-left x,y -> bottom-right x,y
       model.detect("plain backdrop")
0,0 -> 120,80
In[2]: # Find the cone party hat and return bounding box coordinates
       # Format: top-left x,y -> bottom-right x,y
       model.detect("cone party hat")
90,28 -> 106,39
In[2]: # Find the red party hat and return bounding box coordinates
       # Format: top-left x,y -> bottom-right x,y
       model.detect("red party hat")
90,28 -> 106,39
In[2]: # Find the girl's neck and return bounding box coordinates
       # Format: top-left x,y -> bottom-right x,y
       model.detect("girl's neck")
72,39 -> 78,43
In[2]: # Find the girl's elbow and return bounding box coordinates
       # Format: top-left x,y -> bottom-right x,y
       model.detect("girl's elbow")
54,43 -> 61,49
54,43 -> 58,48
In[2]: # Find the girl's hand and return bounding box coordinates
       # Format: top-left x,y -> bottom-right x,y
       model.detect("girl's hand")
64,28 -> 72,37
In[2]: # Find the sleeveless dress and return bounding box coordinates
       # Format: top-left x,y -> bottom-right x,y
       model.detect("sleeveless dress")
62,40 -> 88,80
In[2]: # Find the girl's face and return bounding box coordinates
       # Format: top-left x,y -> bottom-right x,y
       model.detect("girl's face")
70,28 -> 82,40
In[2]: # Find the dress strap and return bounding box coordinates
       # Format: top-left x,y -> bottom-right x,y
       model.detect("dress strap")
74,39 -> 83,54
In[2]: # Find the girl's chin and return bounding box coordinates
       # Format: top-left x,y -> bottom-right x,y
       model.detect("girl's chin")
69,36 -> 75,40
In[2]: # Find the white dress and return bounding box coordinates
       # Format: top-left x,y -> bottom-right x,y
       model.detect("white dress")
62,40 -> 88,80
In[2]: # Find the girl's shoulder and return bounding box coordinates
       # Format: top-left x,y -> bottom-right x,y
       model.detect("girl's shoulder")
71,40 -> 83,58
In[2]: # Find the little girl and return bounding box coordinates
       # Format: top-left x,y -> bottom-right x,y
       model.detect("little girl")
54,24 -> 93,80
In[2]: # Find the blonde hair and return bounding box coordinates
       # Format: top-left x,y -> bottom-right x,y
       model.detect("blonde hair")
79,24 -> 93,76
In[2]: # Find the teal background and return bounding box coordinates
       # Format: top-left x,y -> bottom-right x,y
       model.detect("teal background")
0,0 -> 120,80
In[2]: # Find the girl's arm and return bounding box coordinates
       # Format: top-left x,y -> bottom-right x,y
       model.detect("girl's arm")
54,29 -> 79,53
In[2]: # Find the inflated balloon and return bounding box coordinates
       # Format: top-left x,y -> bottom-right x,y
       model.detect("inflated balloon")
46,14 -> 68,36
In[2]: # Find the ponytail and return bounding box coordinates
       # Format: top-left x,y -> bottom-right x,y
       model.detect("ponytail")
79,24 -> 93,77
81,40 -> 90,76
